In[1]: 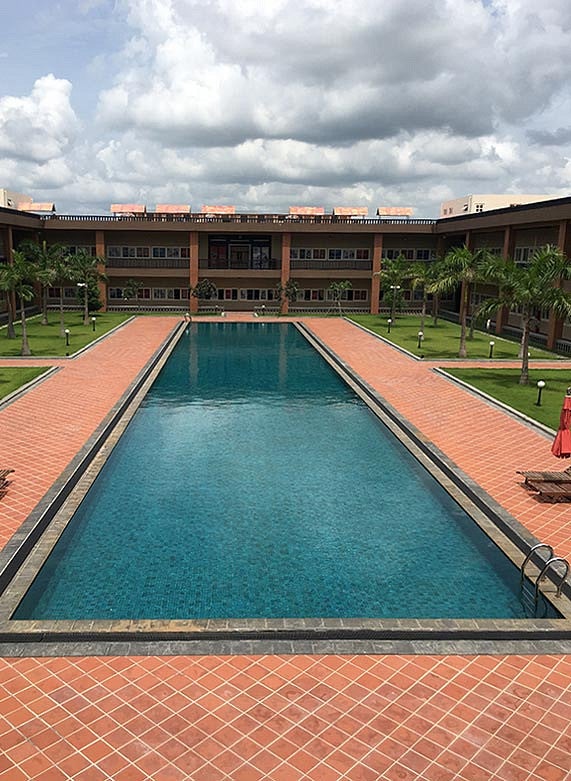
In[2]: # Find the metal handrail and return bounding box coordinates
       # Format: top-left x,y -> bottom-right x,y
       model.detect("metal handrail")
536,557 -> 570,600
520,543 -> 554,585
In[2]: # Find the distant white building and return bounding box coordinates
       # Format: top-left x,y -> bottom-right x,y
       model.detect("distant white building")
440,194 -> 560,218
0,188 -> 32,211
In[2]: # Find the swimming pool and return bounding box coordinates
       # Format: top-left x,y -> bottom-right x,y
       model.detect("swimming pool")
13,322 -> 557,621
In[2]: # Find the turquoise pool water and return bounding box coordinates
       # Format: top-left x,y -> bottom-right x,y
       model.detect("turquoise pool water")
15,323 -> 548,620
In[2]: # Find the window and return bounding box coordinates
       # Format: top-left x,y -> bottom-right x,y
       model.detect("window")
153,288 -> 166,299
475,203 -> 484,213
356,249 -> 370,260
152,247 -> 166,258
109,287 -> 124,299
217,288 -> 238,300
328,249 -> 342,260
166,247 -> 181,258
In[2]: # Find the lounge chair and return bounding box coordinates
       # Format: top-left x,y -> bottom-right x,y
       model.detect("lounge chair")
0,469 -> 14,481
517,466 -> 571,486
525,480 -> 571,502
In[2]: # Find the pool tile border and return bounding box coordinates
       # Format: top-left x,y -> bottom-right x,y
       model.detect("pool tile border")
0,319 -> 570,654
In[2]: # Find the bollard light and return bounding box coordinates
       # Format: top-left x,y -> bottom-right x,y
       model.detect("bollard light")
91,316 -> 96,332
417,330 -> 424,349
536,380 -> 546,406
64,328 -> 70,347
387,318 -> 392,333
489,340 -> 495,359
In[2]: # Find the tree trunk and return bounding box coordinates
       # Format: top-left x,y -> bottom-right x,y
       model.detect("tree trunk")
59,290 -> 65,337
420,296 -> 427,333
5,293 -> 16,339
468,287 -> 475,340
7,292 -> 16,338
41,286 -> 49,325
458,281 -> 468,358
83,286 -> 89,326
20,294 -> 31,356
432,293 -> 439,326
519,311 -> 531,385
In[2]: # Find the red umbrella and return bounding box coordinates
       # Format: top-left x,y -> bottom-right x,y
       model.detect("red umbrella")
551,393 -> 571,458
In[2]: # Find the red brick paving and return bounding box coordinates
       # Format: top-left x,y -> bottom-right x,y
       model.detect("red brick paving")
0,315 -> 570,781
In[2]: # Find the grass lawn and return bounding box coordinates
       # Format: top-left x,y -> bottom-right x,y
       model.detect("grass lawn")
0,367 -> 49,400
0,312 -> 132,356
444,368 -> 571,429
348,314 -> 553,360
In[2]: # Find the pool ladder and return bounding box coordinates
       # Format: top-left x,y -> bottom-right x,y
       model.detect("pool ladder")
520,543 -> 570,617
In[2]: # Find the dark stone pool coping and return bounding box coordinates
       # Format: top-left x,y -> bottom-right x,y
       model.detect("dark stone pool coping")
0,319 -> 570,656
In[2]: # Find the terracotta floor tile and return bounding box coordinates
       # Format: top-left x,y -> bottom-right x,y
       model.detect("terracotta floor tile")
2,318 -> 571,781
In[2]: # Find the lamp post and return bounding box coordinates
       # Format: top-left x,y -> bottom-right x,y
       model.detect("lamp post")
417,330 -> 424,350
91,316 -> 96,332
64,328 -> 70,347
387,318 -> 392,333
488,340 -> 495,359
536,380 -> 546,406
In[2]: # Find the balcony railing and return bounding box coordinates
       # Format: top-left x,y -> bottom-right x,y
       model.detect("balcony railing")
199,258 -> 281,270
290,259 -> 373,271
106,258 -> 189,269
47,213 -> 437,226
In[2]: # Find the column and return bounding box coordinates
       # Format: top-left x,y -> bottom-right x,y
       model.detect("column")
95,231 -> 107,312
494,226 -> 516,335
370,233 -> 383,314
280,232 -> 291,314
546,220 -> 569,349
189,231 -> 199,313
4,227 -> 16,323
432,236 -> 446,318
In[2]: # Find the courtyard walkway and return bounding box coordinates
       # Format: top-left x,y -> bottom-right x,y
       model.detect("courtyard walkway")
0,315 -> 569,781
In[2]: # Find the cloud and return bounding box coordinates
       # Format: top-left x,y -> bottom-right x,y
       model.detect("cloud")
3,0 -> 571,216
0,75 -> 79,163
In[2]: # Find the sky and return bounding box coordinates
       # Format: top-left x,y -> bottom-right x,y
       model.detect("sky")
2,0 -> 571,217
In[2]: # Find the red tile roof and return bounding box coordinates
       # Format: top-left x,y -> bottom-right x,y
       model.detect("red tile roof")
201,205 -> 236,214
19,202 -> 55,212
377,206 -> 414,216
110,204 -> 146,214
289,206 -> 325,215
333,206 -> 369,216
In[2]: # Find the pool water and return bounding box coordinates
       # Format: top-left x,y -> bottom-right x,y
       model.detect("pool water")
15,323 -> 550,620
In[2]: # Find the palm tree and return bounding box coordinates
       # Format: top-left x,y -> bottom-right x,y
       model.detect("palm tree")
328,280 -> 352,315
275,279 -> 300,314
375,255 -> 410,322
407,260 -> 438,333
479,245 -> 571,384
0,251 -> 36,355
0,264 -> 16,340
431,246 -> 488,358
18,239 -> 68,325
70,249 -> 107,325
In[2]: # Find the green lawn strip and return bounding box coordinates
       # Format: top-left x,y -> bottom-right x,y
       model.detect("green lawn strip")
444,368 -> 571,429
0,367 -> 49,400
0,313 -> 132,356
348,314 -> 553,360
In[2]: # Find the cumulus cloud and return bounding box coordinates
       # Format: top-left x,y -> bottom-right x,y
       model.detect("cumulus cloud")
0,75 -> 79,163
3,0 -> 571,214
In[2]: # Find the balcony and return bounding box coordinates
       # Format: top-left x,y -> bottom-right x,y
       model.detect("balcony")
290,259 -> 373,271
199,258 -> 281,270
106,258 -> 189,269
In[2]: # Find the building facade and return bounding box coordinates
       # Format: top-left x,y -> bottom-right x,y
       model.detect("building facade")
440,194 -> 559,218
2,196 -> 571,350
